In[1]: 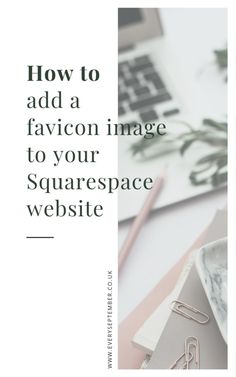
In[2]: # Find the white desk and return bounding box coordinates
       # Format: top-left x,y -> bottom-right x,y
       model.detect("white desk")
118,9 -> 227,323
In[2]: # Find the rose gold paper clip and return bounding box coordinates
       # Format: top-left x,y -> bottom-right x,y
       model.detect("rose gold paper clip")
170,300 -> 209,324
185,336 -> 200,369
169,351 -> 193,369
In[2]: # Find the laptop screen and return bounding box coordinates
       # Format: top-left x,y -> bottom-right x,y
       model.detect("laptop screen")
118,9 -> 163,48
118,9 -> 143,29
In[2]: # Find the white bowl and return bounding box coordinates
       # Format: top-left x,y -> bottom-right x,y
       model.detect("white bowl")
195,238 -> 227,343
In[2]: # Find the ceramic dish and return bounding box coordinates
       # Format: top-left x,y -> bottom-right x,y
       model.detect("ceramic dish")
195,238 -> 227,343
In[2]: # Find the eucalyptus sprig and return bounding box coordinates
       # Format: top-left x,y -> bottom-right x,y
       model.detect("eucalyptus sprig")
130,118 -> 227,187
130,46 -> 227,187
179,119 -> 227,186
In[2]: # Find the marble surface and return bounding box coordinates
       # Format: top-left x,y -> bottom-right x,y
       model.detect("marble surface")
195,238 -> 227,343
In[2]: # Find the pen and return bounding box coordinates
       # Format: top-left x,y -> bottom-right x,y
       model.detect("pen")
118,170 -> 166,274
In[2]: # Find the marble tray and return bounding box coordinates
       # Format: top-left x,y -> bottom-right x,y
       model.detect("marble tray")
195,238 -> 227,343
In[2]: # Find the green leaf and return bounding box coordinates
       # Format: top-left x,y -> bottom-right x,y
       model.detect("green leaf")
196,152 -> 227,166
203,118 -> 227,132
189,171 -> 209,186
180,138 -> 196,155
217,155 -> 227,169
214,48 -> 227,69
211,171 -> 227,187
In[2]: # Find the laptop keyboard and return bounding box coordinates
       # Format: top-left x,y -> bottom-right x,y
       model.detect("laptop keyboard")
118,54 -> 180,122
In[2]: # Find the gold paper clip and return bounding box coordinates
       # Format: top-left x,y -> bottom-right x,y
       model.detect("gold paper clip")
169,351 -> 193,369
185,336 -> 200,369
170,300 -> 209,324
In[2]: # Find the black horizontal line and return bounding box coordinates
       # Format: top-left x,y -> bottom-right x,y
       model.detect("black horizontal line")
26,236 -> 54,239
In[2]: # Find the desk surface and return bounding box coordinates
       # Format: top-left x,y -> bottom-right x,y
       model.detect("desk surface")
118,9 -> 227,323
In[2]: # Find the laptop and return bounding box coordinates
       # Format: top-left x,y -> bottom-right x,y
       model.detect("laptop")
118,8 -> 227,221
118,8 -> 182,124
